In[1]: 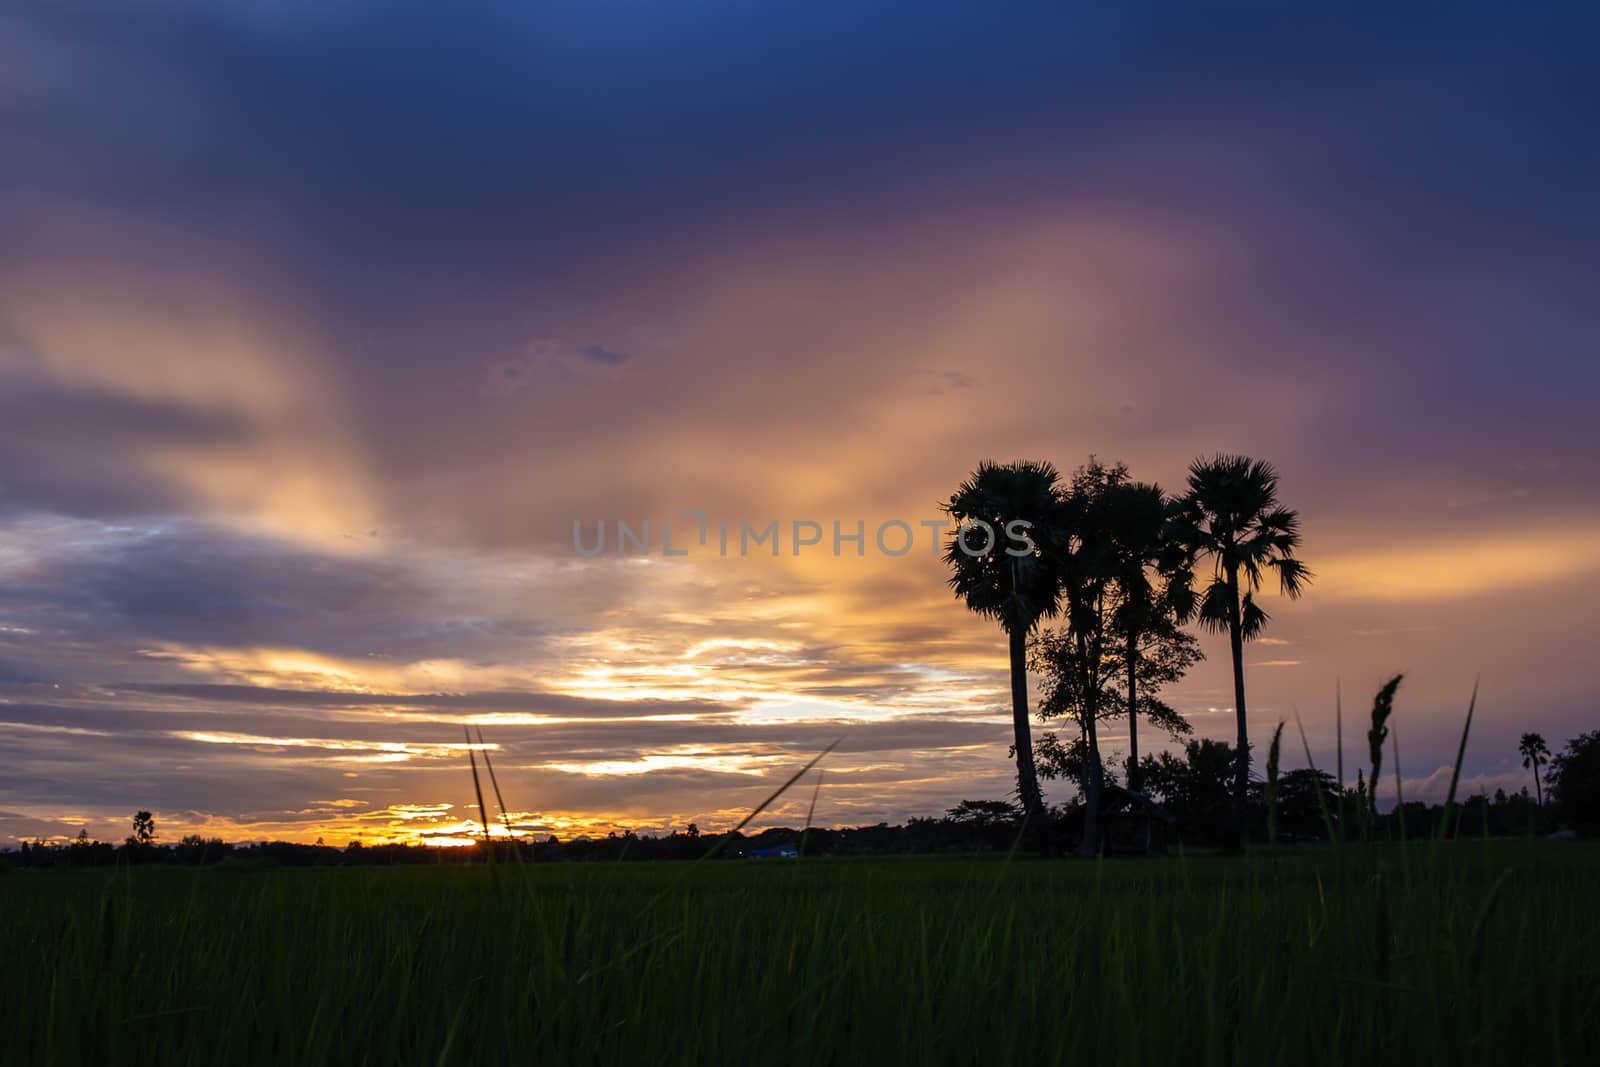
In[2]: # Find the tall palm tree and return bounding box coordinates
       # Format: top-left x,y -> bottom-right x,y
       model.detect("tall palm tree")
943,460 -> 1067,827
1520,732 -> 1550,807
1173,455 -> 1311,848
1103,478 -> 1194,792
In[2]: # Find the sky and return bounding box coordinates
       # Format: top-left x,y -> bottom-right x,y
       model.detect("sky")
3,4 -> 1598,846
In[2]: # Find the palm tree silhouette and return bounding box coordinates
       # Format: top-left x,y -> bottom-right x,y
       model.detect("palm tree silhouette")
943,460 -> 1067,828
1173,455 -> 1311,848
1520,732 -> 1550,807
1103,477 -> 1194,792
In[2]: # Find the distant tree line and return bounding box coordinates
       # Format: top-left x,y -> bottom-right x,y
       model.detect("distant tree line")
6,731 -> 1599,873
1050,727 -> 1599,847
3,821 -> 1023,868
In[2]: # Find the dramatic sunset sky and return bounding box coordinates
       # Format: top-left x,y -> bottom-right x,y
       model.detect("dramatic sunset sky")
3,5 -> 1597,845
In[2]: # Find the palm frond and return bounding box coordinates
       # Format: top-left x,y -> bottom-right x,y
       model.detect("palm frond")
1196,577 -> 1232,634
1164,564 -> 1197,623
942,460 -> 1068,633
1238,552 -> 1265,593
1239,592 -> 1270,641
1176,453 -> 1307,640
1271,556 -> 1313,598
1258,504 -> 1301,539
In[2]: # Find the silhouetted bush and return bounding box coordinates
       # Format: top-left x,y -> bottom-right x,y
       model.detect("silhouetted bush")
1551,731 -> 1600,836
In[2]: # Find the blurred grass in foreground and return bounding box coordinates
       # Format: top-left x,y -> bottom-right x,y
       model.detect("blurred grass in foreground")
3,843 -> 1597,1066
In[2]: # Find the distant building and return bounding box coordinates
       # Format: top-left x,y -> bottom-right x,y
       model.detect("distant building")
746,843 -> 799,859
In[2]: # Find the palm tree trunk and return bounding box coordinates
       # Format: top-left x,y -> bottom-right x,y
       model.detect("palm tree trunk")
1533,764 -> 1543,809
1080,709 -> 1104,858
1226,565 -> 1250,850
1077,632 -> 1103,858
1008,625 -> 1045,827
1125,629 -> 1140,792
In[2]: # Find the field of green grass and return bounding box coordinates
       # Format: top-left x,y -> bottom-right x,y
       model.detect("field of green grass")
4,843 -> 1598,1065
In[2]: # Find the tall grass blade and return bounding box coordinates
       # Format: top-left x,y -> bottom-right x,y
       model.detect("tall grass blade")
1292,710 -> 1339,846
800,769 -> 824,858
473,727 -> 517,838
1391,726 -> 1404,819
1467,868 -> 1513,979
464,725 -> 494,863
1391,725 -> 1411,888
702,738 -> 842,860
1266,721 -> 1284,848
1436,679 -> 1479,843
1373,872 -> 1391,983
475,726 -> 526,865
1388,726 -> 1414,895
1335,680 -> 1344,842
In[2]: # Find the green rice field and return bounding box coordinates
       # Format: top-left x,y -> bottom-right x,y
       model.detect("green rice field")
4,843 -> 1598,1065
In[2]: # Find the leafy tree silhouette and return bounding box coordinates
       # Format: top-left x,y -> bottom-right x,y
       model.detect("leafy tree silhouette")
1050,460 -> 1131,855
1550,732 -> 1600,837
945,799 -> 1020,828
128,810 -> 156,847
1031,626 -> 1125,796
1138,738 -> 1239,846
1031,612 -> 1198,804
944,799 -> 1023,851
1172,455 -> 1311,848
1275,768 -> 1342,839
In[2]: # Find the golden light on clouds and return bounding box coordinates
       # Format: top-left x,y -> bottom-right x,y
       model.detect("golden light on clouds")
178,731 -> 490,762
543,749 -> 779,778
1,278 -> 380,550
1314,524 -> 1600,601
138,644 -> 541,695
